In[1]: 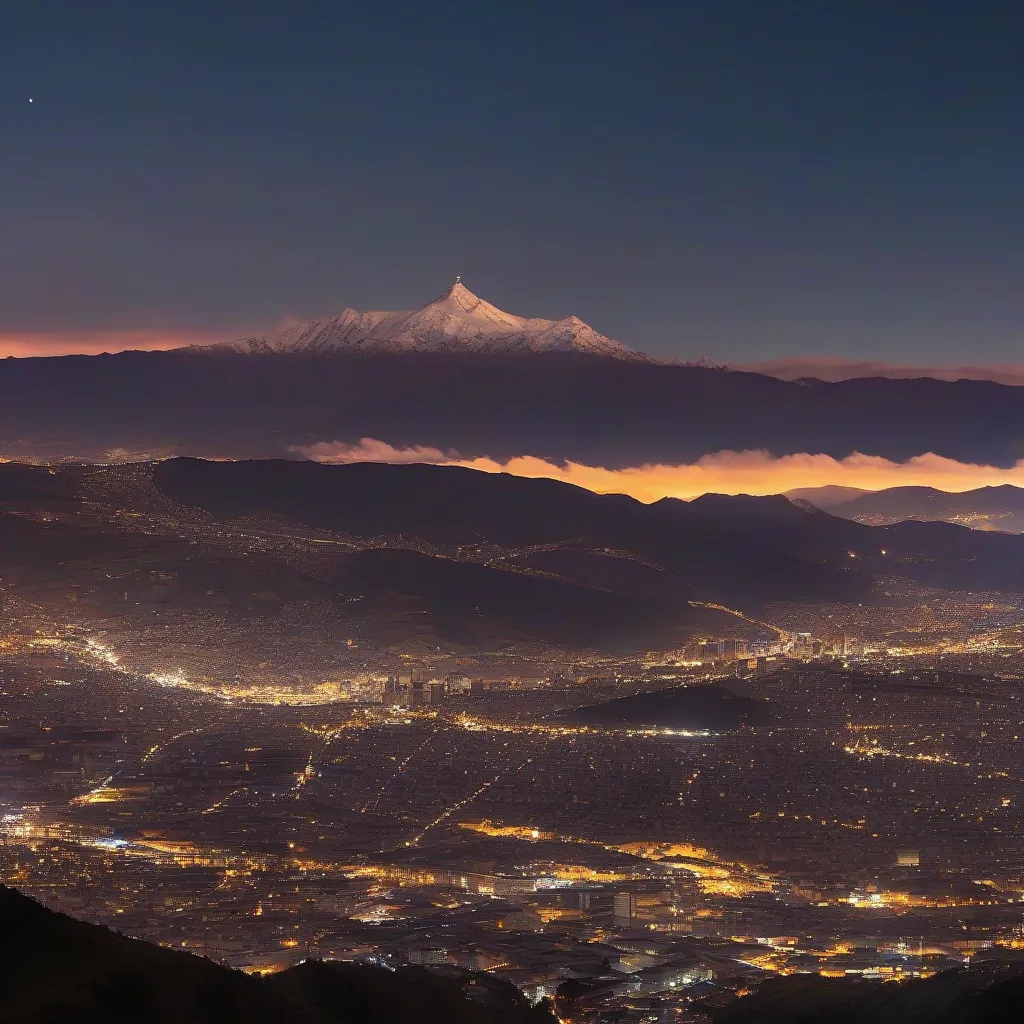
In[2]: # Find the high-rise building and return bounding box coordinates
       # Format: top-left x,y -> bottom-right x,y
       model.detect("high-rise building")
445,673 -> 471,695
722,639 -> 748,661
613,892 -> 635,928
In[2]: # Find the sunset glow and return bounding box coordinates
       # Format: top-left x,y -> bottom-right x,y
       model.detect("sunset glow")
0,328 -> 229,358
296,438 -> 1024,501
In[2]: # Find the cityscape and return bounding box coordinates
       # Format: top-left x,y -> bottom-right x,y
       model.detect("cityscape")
3,459 -> 1024,1021
5,3 -> 1024,1022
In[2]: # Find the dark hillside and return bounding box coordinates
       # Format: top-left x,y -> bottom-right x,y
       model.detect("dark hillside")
0,885 -> 555,1024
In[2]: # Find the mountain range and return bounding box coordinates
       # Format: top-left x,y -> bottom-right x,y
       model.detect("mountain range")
793,484 -> 1024,533
144,459 -> 1024,610
2,282 -> 1024,467
4,459 -> 1024,658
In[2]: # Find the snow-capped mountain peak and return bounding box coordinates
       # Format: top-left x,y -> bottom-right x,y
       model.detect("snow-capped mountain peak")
426,279 -> 532,330
228,279 -> 640,358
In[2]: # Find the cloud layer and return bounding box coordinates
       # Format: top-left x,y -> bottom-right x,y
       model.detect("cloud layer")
292,438 -> 1024,502
742,358 -> 1024,386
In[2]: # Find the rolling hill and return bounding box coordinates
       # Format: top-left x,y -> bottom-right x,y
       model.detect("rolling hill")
3,459 -> 1024,660
811,484 -> 1024,533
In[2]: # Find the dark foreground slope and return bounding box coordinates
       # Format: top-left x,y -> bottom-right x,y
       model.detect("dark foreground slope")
0,885 -> 553,1024
2,349 -> 1024,465
717,968 -> 1024,1024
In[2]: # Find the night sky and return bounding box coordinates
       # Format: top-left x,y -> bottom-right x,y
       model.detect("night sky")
3,0 -> 1023,362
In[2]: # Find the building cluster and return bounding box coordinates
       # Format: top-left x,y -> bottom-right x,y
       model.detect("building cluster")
4,633 -> 1024,1024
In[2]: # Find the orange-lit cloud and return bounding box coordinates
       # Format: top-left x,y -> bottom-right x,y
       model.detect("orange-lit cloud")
0,328 -> 229,358
295,438 -> 1024,502
742,357 -> 1024,386
306,437 -> 455,465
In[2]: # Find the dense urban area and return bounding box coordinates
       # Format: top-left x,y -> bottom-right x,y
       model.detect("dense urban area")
3,461 -> 1024,1023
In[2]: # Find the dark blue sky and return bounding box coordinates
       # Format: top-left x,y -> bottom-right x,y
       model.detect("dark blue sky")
3,0 -> 1023,361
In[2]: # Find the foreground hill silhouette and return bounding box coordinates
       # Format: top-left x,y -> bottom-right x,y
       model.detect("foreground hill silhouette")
0,885 -> 554,1024
717,968 -> 1024,1024
5,884 -> 1023,1024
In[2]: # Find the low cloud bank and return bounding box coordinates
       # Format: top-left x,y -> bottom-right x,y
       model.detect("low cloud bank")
293,439 -> 1024,502
301,438 -> 457,466
743,358 -> 1024,386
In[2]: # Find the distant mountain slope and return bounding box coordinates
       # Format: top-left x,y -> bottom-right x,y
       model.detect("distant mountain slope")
0,884 -> 554,1024
785,485 -> 871,509
818,484 -> 1024,533
3,343 -> 1024,466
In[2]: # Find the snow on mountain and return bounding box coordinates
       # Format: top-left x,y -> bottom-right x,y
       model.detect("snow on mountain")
227,280 -> 641,358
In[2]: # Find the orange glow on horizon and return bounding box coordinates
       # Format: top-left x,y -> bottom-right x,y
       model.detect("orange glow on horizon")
294,438 -> 1024,502
0,328 -> 230,358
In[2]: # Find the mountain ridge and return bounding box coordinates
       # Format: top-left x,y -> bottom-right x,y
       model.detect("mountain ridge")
5,458 -> 1024,656
4,320 -> 1024,466
798,483 -> 1024,533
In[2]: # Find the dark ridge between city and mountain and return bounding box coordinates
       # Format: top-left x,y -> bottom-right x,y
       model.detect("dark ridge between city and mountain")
6,457 -> 1024,653
152,457 -> 1024,599
0,884 -> 555,1024
2,283 -> 1024,466
715,967 -> 1024,1024
793,484 -> 1024,533
0,349 -> 1021,466
557,684 -> 770,731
